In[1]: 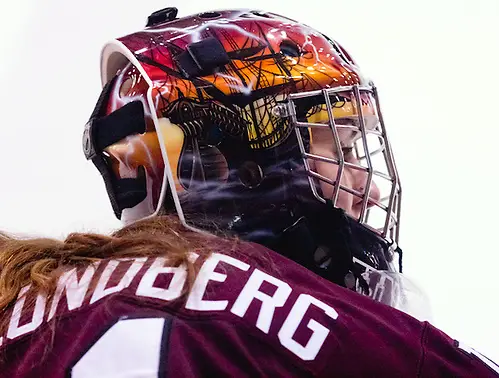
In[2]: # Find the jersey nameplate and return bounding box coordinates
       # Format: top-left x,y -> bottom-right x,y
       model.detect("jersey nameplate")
1,253 -> 339,361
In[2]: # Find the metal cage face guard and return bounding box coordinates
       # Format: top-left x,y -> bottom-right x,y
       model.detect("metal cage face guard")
276,84 -> 402,244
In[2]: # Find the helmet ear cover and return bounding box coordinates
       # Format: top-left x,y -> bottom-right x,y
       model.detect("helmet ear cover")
83,78 -> 149,219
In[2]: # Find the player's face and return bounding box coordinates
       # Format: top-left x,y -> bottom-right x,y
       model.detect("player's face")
309,127 -> 381,219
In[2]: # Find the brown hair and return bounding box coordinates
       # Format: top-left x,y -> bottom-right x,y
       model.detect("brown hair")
0,215 -> 241,334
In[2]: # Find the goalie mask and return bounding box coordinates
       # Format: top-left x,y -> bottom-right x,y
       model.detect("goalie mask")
84,8 -> 430,319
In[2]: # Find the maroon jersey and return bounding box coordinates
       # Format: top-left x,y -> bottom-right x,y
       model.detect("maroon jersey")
0,241 -> 497,377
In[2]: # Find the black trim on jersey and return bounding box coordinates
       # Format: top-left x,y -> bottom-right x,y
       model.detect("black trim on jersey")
454,340 -> 499,376
158,316 -> 173,378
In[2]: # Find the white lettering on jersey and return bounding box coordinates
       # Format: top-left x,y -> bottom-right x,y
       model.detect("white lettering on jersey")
48,263 -> 100,321
136,257 -> 187,301
186,253 -> 250,311
90,258 -> 147,304
231,269 -> 292,334
7,285 -> 47,340
2,253 -> 340,362
278,294 -> 338,361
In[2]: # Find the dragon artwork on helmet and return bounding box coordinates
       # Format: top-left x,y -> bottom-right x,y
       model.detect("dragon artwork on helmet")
84,8 -> 429,319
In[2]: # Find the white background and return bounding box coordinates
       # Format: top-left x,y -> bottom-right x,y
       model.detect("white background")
1,0 -> 498,363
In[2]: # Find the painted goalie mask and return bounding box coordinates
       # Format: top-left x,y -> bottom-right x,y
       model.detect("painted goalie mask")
84,8 -> 430,319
